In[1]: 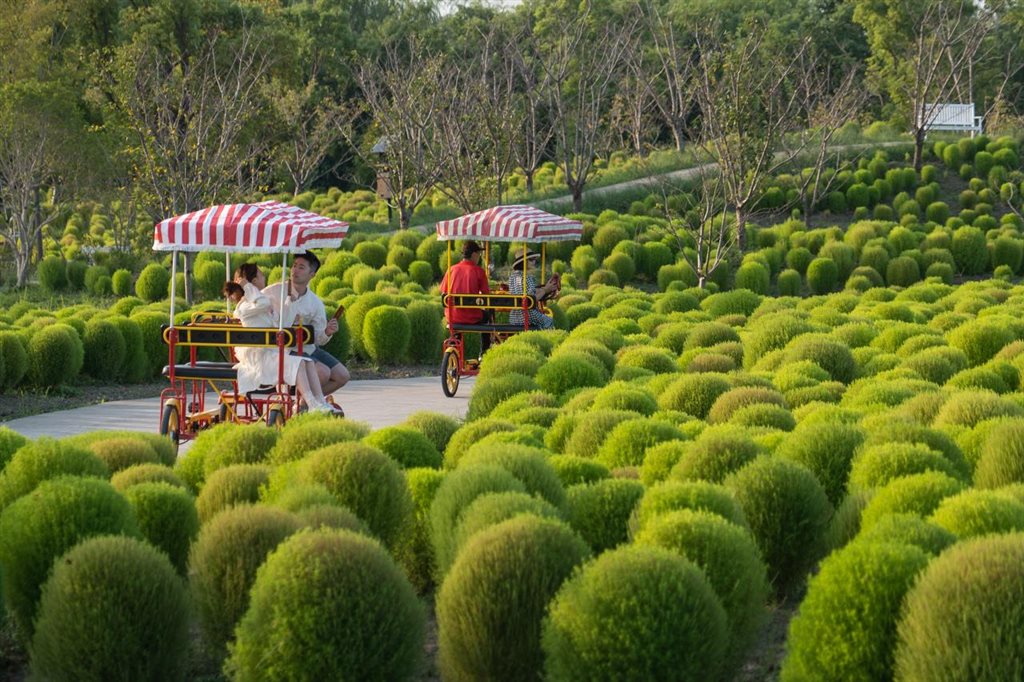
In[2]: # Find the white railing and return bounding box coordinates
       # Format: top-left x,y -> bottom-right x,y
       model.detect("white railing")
919,103 -> 983,136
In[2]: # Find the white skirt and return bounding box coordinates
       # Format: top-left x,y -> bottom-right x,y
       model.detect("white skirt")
234,347 -> 309,395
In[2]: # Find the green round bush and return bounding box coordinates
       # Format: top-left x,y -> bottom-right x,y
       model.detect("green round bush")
781,541 -> 930,682
110,463 -> 185,491
86,437 -> 160,473
976,421 -> 1024,488
451,491 -> 563,558
291,442 -> 411,549
886,256 -> 920,287
202,424 -> 279,476
228,529 -> 424,681
438,516 -> 589,681
27,323 -> 84,387
859,471 -> 965,531
362,305 -> 411,365
0,476 -> 140,638
189,504 -> 302,655
848,442 -> 963,492
363,426 -> 442,469
603,252 -> 636,284
657,373 -> 731,418
403,411 -> 460,453
458,443 -> 565,506
629,480 -> 747,537
636,509 -> 768,666
725,456 -> 832,593
428,465 -> 526,579
616,345 -> 677,374
736,261 -> 770,294
594,418 -> 684,469
0,437 -> 108,510
565,478 -> 644,553
467,374 -> 539,421
123,481 -> 198,575
63,430 -> 176,468
134,263 -> 169,302
111,269 -> 133,296
443,418 -> 517,467
354,240 -> 388,268
671,428 -> 762,484
854,513 -> 955,556
807,258 -> 839,294
0,426 -> 27,472
933,389 -> 1023,428
543,545 -> 728,681
707,386 -> 786,424
777,269 -> 802,296
591,382 -> 658,415
536,353 -> 609,395
267,415 -> 370,465
783,334 -> 856,383
947,321 -> 1015,367
548,455 -> 610,487
730,403 -> 796,431
894,533 -> 1024,680
30,536 -> 189,681
928,489 -> 1024,539
951,226 -> 988,275
36,255 -> 68,291
0,331 -> 28,389
80,318 -> 126,380
195,464 -> 270,524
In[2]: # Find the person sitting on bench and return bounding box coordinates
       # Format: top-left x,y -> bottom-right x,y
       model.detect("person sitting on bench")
440,240 -> 493,359
223,263 -> 341,415
508,248 -> 557,330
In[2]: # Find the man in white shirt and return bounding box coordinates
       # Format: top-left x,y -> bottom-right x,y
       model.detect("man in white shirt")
264,251 -> 350,399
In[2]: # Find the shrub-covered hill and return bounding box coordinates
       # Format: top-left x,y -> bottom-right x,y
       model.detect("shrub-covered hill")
5,276 -> 1024,677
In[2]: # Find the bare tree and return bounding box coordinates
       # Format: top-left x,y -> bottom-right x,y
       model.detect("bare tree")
655,164 -> 734,288
637,0 -> 697,151
0,82 -> 86,286
270,79 -> 358,195
506,26 -> 557,195
611,28 -> 660,157
691,22 -> 808,251
536,3 -> 637,212
787,52 -> 870,219
110,19 -> 276,301
854,0 -> 992,171
350,40 -> 448,228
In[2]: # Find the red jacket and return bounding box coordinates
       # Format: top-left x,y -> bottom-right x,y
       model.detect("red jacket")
440,259 -> 490,324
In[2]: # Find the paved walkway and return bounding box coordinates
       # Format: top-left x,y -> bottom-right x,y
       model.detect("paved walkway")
1,375 -> 474,442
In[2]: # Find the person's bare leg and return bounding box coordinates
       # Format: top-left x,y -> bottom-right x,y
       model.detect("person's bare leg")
295,362 -> 326,405
321,362 -> 350,396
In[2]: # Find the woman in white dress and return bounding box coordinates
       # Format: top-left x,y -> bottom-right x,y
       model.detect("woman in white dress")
223,264 -> 340,414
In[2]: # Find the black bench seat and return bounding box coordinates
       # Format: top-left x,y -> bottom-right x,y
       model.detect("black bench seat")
162,361 -> 237,381
450,323 -> 528,333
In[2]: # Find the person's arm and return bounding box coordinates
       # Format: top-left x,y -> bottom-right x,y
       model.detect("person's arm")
311,297 -> 330,347
477,265 -> 490,294
236,283 -> 272,324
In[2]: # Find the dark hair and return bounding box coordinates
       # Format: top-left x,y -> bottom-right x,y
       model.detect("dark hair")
294,251 -> 321,273
222,281 -> 244,299
234,263 -> 259,283
462,240 -> 483,260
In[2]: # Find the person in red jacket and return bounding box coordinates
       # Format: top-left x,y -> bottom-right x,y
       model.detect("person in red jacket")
440,240 -> 492,359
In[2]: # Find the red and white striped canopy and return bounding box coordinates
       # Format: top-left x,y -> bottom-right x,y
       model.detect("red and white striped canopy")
435,205 -> 582,243
153,201 -> 348,253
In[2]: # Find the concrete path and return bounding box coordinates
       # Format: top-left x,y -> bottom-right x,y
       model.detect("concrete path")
1,375 -> 475,442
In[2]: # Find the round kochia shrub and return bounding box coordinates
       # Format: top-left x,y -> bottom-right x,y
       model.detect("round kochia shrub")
535,353 -> 608,395
86,437 -> 160,473
267,414 -> 369,465
467,374 -> 539,421
707,386 -> 787,424
565,479 -> 645,553
854,513 -> 955,556
82,318 -> 126,380
0,476 -> 141,638
947,320 -> 1015,366
451,491 -> 563,559
594,418 -> 684,469
37,255 -> 68,291
928,489 -> 1024,539
629,480 -> 747,537
110,463 -> 185,491
429,465 -> 526,579
0,437 -> 108,510
781,541 -> 930,682
363,426 -> 442,469
725,456 -> 832,593
776,421 -> 863,506
438,516 -> 589,681
976,421 -> 1024,488
894,533 -> 1024,680
123,482 -> 198,576
657,373 -> 731,419
548,454 -> 609,486
0,331 -> 28,389
201,424 -> 279,475
195,464 -> 270,524
859,471 -> 965,531
189,504 -> 302,656
363,305 -> 411,365
807,258 -> 839,294
227,529 -> 425,682
403,410 -> 460,453
848,443 -> 963,492
636,510 -> 768,666
29,536 -> 189,682
27,323 -> 84,387
134,263 -> 170,302
459,444 -> 565,508
783,334 -> 856,383
542,545 -> 728,681
671,427 -> 762,484
291,442 -> 411,550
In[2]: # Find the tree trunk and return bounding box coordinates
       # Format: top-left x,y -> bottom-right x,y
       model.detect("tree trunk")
913,127 -> 926,173
670,125 -> 684,152
524,168 -> 535,195
400,205 -> 412,229
572,184 -> 584,213
735,206 -> 748,252
15,250 -> 30,288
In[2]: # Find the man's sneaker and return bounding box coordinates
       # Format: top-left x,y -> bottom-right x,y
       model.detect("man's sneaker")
326,395 -> 345,417
465,358 -> 481,370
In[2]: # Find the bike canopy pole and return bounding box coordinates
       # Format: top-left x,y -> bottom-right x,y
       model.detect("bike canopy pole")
168,250 -> 179,383
278,252 -> 288,331
541,243 -> 546,281
522,243 -> 529,331
225,252 -> 232,315
169,250 -> 178,328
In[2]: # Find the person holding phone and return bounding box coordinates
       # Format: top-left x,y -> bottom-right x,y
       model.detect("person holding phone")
263,251 -> 350,402
508,247 -> 557,330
